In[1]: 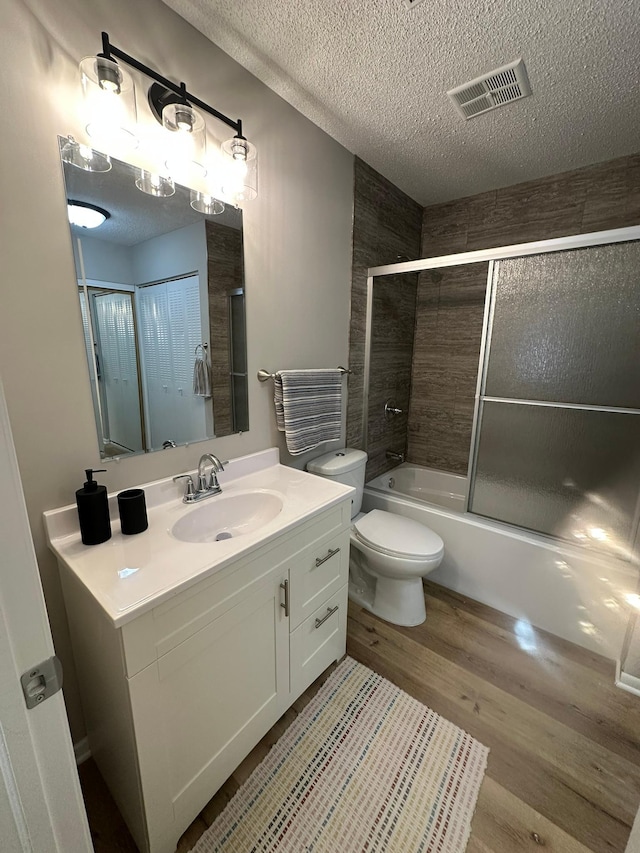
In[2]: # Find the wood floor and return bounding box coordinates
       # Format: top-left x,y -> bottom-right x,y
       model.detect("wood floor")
349,581 -> 640,853
79,580 -> 640,852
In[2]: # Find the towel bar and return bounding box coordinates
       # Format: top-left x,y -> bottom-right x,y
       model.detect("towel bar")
257,366 -> 352,382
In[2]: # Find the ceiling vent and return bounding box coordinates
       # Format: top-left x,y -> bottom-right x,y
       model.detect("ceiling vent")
447,59 -> 532,119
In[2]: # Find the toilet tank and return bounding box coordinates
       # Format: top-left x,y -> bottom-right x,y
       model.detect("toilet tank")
307,448 -> 368,519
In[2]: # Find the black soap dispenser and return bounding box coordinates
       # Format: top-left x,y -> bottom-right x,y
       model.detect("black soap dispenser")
76,469 -> 112,546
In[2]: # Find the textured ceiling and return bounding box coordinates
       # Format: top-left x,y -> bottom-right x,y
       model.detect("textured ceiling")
161,0 -> 640,205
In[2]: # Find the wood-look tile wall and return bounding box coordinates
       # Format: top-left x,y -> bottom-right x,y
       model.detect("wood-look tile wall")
206,220 -> 244,437
409,153 -> 640,474
348,153 -> 640,478
346,158 -> 422,480
367,274 -> 418,479
407,263 -> 488,474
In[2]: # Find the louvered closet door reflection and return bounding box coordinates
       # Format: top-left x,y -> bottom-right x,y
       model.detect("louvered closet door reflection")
137,283 -> 173,450
470,240 -> 640,555
137,276 -> 207,450
166,278 -> 207,445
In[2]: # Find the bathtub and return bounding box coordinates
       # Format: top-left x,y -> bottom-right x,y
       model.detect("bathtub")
367,464 -> 467,512
363,463 -> 636,662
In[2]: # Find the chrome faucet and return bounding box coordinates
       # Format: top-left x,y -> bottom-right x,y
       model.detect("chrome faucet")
172,474 -> 197,502
386,449 -> 405,464
173,454 -> 227,504
197,454 -> 226,495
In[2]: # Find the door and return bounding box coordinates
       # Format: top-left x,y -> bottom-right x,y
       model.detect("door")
136,275 -> 207,449
0,376 -> 92,852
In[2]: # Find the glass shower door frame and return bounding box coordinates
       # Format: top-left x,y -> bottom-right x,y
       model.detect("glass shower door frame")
466,241 -> 640,557
364,225 -> 640,529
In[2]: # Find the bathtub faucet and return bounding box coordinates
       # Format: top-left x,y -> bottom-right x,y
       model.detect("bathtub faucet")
386,450 -> 405,464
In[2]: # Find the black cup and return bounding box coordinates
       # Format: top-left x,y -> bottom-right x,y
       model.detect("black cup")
117,489 -> 148,535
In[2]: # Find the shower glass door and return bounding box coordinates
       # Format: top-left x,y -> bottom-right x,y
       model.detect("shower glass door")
469,240 -> 640,559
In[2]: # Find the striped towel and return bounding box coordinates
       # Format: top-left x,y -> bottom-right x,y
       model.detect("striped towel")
274,369 -> 342,455
193,347 -> 211,397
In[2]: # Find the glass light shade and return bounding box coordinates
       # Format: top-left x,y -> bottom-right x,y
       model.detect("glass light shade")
190,190 -> 225,215
80,56 -> 138,154
136,170 -> 175,198
60,136 -> 111,172
162,103 -> 207,185
67,201 -> 109,229
220,137 -> 258,202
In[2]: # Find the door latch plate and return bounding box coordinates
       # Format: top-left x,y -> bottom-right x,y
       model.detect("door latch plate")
20,656 -> 63,709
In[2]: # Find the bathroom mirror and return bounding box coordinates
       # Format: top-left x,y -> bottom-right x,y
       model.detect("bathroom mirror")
59,137 -> 248,459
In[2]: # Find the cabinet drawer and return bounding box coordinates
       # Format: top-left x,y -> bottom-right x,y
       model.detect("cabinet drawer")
290,584 -> 348,702
289,529 -> 350,629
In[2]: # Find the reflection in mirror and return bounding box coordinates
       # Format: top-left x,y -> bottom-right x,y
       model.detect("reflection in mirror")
59,137 -> 248,460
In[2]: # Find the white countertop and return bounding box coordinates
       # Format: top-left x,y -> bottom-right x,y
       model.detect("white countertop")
44,449 -> 354,627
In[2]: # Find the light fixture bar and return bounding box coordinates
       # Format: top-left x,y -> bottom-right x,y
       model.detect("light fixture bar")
98,32 -> 243,138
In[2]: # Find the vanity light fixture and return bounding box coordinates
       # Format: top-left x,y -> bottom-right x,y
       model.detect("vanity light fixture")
162,100 -> 207,186
79,52 -> 138,153
190,191 -> 225,215
67,200 -> 110,229
60,135 -> 112,173
81,33 -> 258,204
136,170 -> 175,198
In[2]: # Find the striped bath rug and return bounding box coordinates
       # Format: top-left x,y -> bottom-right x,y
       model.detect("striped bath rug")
193,657 -> 488,852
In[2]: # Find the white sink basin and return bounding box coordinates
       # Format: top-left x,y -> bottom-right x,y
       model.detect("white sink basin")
170,491 -> 284,544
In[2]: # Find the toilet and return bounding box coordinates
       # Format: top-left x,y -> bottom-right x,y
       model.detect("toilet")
307,448 -> 444,627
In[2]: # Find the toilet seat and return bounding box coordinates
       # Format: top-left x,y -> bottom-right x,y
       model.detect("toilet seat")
353,509 -> 444,560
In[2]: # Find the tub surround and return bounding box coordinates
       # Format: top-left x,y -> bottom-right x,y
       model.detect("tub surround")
408,263 -> 488,474
346,158 -> 422,478
410,152 -> 640,476
347,153 -> 640,482
47,447 -> 354,853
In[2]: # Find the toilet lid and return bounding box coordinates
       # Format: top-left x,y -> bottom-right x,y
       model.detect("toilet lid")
354,510 -> 444,559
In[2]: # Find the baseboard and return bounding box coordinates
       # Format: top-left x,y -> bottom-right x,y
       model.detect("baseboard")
615,661 -> 640,697
74,737 -> 91,765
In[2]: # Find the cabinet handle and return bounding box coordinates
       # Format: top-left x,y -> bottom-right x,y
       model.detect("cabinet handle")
280,579 -> 289,617
315,605 -> 339,629
315,547 -> 340,568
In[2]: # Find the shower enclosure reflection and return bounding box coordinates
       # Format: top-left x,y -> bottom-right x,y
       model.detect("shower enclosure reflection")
60,138 -> 248,460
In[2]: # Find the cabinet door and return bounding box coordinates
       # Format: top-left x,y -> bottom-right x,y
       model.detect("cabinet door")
128,565 -> 289,853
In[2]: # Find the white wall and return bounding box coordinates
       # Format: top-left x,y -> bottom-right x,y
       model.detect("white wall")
0,0 -> 354,739
132,221 -> 207,287
74,235 -> 135,284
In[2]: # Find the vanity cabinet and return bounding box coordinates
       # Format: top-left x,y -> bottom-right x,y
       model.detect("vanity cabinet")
60,498 -> 351,853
